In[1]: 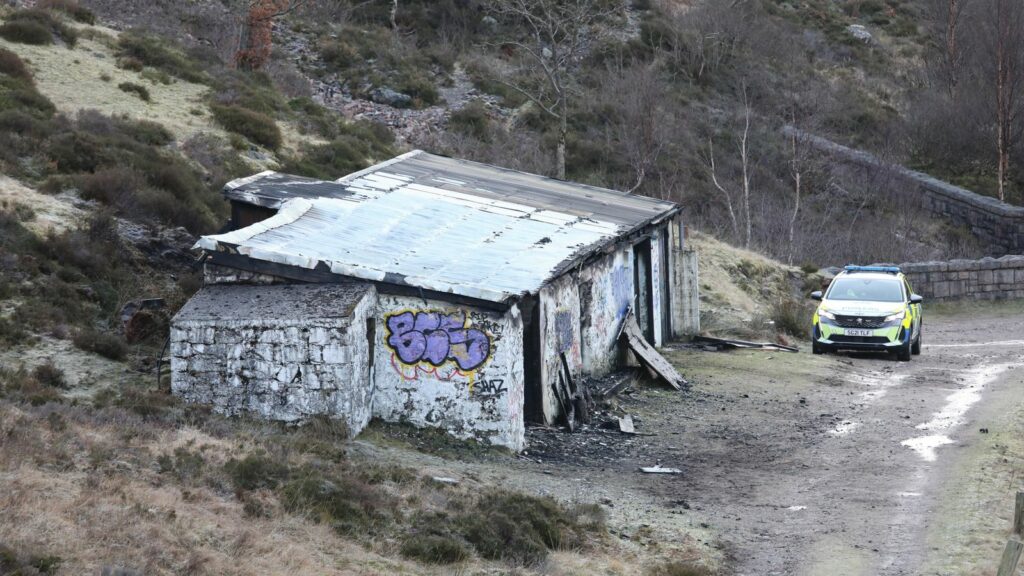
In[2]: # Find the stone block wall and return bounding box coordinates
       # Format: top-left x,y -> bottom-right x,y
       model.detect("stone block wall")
900,256 -> 1024,301
170,284 -> 376,435
792,128 -> 1024,256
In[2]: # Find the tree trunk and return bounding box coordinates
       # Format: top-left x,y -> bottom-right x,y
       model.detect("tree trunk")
390,0 -> 398,30
946,0 -> 961,98
996,0 -> 1008,202
740,93 -> 752,249
556,101 -> 568,180
788,133 -> 801,266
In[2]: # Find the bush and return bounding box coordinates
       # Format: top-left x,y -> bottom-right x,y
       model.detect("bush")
281,120 -> 395,179
0,9 -> 77,47
771,298 -> 814,338
157,447 -> 205,483
449,101 -> 491,141
32,361 -> 67,388
117,32 -> 206,83
73,328 -> 128,360
394,74 -> 438,108
38,0 -> 96,24
225,453 -> 290,492
0,366 -> 62,405
0,19 -> 54,45
279,467 -> 395,534
400,535 -> 470,565
455,491 -> 603,565
116,56 -> 144,72
118,82 -> 150,101
0,543 -> 61,575
321,40 -> 359,70
0,48 -> 32,81
211,104 -> 282,150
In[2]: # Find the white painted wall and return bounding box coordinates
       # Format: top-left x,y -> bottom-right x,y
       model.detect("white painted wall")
371,294 -> 525,451
170,287 -> 377,435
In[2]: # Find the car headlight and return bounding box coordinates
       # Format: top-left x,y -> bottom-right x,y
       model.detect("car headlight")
883,310 -> 905,323
818,309 -> 835,320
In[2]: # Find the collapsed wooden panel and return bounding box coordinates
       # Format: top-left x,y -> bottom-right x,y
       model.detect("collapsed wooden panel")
618,309 -> 686,390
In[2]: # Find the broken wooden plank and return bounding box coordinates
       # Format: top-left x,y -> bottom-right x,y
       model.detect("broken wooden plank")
620,309 -> 687,390
618,415 -> 634,433
693,335 -> 799,353
639,466 -> 681,474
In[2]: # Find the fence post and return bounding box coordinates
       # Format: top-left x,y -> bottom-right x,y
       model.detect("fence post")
996,539 -> 1023,576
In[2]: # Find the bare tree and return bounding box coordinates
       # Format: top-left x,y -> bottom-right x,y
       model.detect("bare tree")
987,0 -> 1024,201
600,61 -> 670,193
939,0 -> 970,97
705,137 -> 741,243
487,0 -> 623,180
390,0 -> 399,30
739,86 -> 753,249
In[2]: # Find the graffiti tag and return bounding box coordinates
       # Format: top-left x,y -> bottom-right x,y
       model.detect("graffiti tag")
386,310 -> 491,372
475,379 -> 507,399
554,310 -> 574,353
611,266 -> 631,318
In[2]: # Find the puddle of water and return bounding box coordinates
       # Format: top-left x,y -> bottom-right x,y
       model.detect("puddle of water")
848,371 -> 908,402
902,363 -> 1016,461
829,421 -> 860,435
786,505 -> 807,511
901,434 -> 954,461
897,491 -> 921,497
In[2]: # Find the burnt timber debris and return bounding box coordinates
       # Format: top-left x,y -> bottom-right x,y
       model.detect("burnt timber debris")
692,335 -> 800,353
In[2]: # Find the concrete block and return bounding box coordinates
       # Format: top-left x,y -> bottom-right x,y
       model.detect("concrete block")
996,269 -> 1015,284
933,282 -> 950,298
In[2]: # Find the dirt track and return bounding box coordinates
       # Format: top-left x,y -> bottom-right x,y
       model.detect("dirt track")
359,302 -> 1024,575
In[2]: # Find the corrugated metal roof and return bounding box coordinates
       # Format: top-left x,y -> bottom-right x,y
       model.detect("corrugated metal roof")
199,151 -> 680,303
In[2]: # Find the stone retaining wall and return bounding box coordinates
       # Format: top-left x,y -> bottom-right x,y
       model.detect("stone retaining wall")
791,128 -> 1024,256
900,256 -> 1024,300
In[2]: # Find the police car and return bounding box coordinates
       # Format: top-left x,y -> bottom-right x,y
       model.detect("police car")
810,265 -> 923,361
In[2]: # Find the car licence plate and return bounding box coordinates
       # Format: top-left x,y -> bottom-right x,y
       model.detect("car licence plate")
843,328 -> 873,337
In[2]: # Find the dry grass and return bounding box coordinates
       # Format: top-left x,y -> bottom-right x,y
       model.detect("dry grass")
0,175 -> 84,234
0,27 -> 318,158
689,231 -> 808,339
0,377 -> 627,575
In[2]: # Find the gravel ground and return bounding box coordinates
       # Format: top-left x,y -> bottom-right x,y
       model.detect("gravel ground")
355,301 -> 1024,574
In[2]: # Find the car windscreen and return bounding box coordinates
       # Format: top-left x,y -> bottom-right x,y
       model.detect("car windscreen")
826,276 -> 904,302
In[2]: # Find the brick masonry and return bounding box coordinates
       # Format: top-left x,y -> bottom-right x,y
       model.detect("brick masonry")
900,256 -> 1024,301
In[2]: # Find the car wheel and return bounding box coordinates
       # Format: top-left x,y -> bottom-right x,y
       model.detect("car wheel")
911,329 -> 922,355
897,337 -> 912,362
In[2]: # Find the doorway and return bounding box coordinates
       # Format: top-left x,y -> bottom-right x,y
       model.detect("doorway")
521,295 -> 544,424
633,239 -> 654,342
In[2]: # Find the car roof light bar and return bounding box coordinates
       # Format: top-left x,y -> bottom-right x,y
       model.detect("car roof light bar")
844,265 -> 901,274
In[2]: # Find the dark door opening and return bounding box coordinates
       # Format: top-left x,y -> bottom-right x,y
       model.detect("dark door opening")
521,295 -> 544,424
633,239 -> 655,342
366,317 -> 376,369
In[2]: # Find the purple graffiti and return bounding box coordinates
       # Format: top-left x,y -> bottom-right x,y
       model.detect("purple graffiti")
386,311 -> 491,371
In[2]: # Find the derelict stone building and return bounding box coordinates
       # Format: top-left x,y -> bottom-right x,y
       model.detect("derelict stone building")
171,151 -> 696,450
